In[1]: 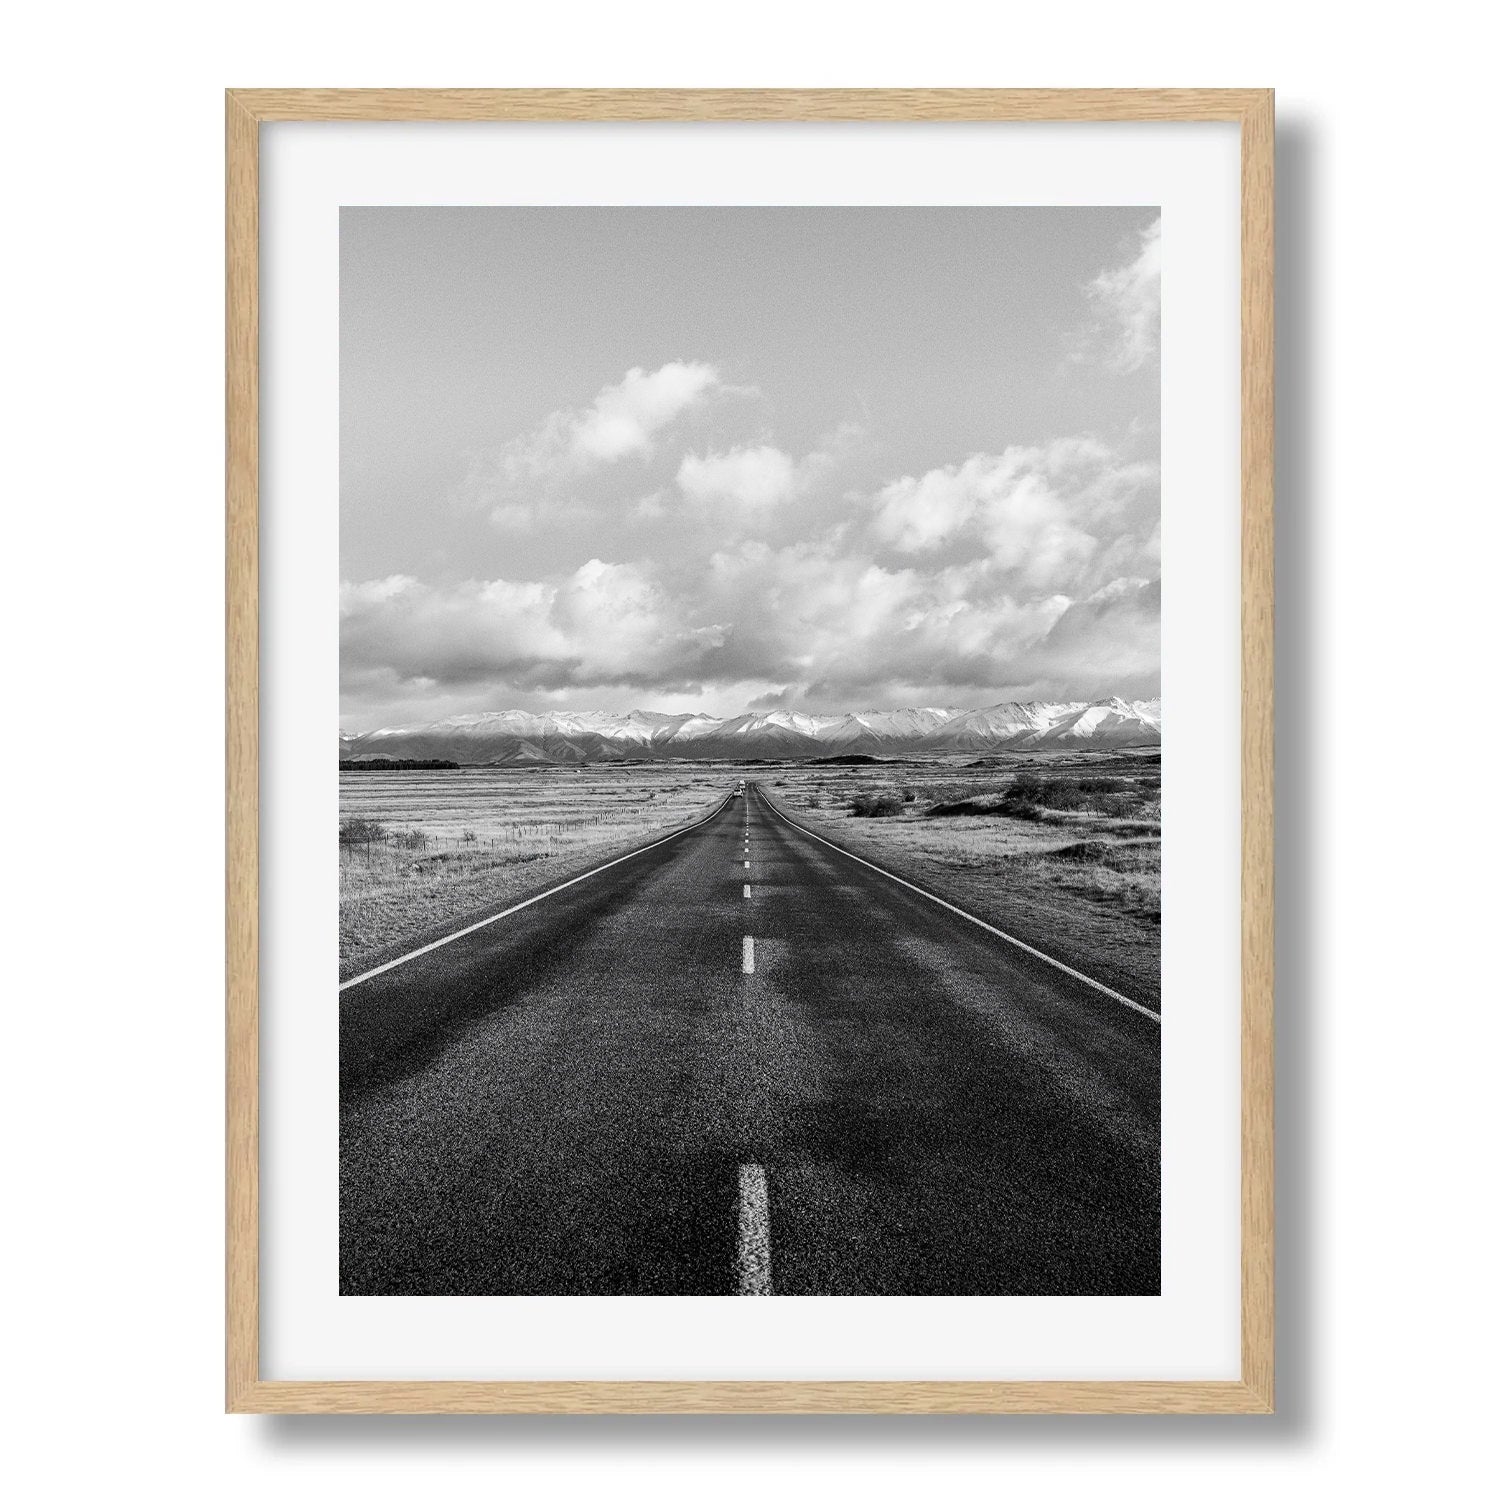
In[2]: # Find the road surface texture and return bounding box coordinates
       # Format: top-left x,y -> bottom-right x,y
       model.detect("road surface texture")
340,782 -> 1160,1295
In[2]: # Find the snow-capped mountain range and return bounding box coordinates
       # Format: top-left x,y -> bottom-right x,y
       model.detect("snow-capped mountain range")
340,698 -> 1161,764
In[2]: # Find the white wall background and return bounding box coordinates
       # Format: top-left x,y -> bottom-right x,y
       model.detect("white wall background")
4,2 -> 1495,1495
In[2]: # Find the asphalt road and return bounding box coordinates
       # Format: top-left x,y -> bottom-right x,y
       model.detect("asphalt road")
340,781 -> 1160,1296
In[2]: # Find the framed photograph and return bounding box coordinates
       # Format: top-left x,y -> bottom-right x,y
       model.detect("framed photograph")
227,88 -> 1273,1414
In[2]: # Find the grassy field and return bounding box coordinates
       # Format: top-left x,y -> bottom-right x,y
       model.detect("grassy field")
759,751 -> 1162,1006
338,766 -> 724,976
339,750 -> 1162,1005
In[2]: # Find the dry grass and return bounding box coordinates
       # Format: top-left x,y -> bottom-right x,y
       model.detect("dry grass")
337,752 -> 1163,1006
339,766 -> 722,976
766,753 -> 1161,1005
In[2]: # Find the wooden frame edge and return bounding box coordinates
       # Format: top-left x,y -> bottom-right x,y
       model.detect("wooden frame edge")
225,87 -> 1274,1417
1238,87 -> 1276,1417
228,1378 -> 1273,1416
225,87 -> 1270,122
226,88 -> 261,1416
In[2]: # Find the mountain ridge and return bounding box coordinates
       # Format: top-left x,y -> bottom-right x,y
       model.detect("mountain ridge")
340,697 -> 1161,765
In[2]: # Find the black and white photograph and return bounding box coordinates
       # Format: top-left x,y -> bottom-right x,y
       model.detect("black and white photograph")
338,205 -> 1164,1297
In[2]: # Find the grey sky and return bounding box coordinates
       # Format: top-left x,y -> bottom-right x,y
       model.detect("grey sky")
341,206 -> 1160,732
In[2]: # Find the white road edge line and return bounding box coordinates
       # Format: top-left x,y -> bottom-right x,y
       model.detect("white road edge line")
340,793 -> 734,991
741,935 -> 755,973
736,1164 -> 772,1295
756,789 -> 1160,1024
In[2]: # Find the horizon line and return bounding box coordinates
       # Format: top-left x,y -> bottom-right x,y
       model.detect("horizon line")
341,693 -> 1162,736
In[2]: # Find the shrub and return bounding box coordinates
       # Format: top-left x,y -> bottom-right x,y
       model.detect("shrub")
926,796 -> 1008,818
850,790 -> 905,818
339,816 -> 388,862
1044,838 -> 1160,872
922,780 -> 992,805
1008,770 -> 1046,799
998,800 -> 1049,821
1046,839 -> 1115,863
339,816 -> 387,848
1003,773 -> 1088,811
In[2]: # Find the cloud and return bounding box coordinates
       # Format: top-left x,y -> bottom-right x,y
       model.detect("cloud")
677,445 -> 800,510
344,397 -> 1157,724
871,438 -> 1158,593
689,541 -> 1082,698
746,686 -> 799,710
668,423 -> 865,527
461,361 -> 727,524
1077,217 -> 1161,372
340,561 -> 728,696
342,542 -> 1159,723
630,489 -> 670,521
1026,576 -> 1160,695
567,362 -> 723,464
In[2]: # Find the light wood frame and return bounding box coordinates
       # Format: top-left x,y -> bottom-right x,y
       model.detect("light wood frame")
226,88 -> 1274,1415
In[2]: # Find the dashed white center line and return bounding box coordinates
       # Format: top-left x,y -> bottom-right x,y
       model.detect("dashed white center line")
743,860 -> 750,869
741,935 -> 755,972
735,1164 -> 772,1295
743,883 -> 751,898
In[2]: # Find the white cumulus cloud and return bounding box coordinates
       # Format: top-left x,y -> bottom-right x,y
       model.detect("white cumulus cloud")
1078,216 -> 1161,372
463,361 -> 728,525
345,379 -> 1158,722
340,560 -> 728,696
871,437 -> 1158,594
677,445 -> 801,510
568,362 -> 723,464
664,422 -> 865,531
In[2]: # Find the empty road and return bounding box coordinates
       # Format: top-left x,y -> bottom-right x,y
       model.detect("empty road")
340,782 -> 1160,1296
